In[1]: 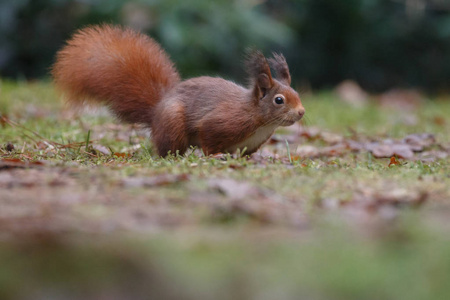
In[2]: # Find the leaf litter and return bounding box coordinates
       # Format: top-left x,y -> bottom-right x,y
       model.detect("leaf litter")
0,96 -> 449,236
268,123 -> 446,161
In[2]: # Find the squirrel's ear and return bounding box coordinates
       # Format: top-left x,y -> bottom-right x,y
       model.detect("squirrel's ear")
268,53 -> 291,85
245,50 -> 273,98
257,73 -> 272,91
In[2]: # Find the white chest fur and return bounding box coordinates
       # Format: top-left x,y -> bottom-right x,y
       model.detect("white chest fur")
226,124 -> 278,154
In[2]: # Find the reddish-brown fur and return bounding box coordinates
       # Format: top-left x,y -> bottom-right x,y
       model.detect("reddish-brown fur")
52,25 -> 305,157
52,25 -> 180,124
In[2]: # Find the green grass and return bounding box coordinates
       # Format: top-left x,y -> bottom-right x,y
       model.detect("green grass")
1,79 -> 450,299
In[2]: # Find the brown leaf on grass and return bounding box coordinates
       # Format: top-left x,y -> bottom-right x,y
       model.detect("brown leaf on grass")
403,133 -> 435,151
289,155 -> 302,162
298,127 -> 321,140
320,144 -> 348,157
265,127 -> 441,161
114,152 -> 130,158
36,141 -> 48,150
346,140 -> 364,151
293,144 -> 349,159
390,144 -> 415,159
121,174 -> 189,188
283,125 -> 344,145
388,156 -> 401,167
279,124 -> 321,141
366,142 -> 414,159
365,134 -> 436,159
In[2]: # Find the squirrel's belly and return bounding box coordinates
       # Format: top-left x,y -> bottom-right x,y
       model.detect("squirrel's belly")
226,124 -> 278,154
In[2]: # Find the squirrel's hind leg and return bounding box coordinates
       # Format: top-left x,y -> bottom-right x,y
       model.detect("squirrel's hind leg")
151,102 -> 189,157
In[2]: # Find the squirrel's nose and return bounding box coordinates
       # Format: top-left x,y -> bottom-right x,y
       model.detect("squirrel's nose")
298,108 -> 305,119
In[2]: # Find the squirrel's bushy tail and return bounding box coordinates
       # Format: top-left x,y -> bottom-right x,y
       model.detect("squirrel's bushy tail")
52,25 -> 180,124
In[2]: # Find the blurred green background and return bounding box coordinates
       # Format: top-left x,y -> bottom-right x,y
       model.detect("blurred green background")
0,0 -> 449,93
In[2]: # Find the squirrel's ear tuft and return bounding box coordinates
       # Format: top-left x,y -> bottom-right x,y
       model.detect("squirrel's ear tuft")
268,53 -> 291,85
245,50 -> 273,98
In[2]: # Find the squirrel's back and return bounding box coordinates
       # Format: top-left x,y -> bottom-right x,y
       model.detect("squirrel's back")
52,25 -> 180,124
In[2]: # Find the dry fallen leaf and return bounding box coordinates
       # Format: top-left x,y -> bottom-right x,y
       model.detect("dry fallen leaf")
298,127 -> 321,140
367,142 -> 414,159
114,152 -> 131,158
388,156 -> 401,167
289,155 -> 302,162
403,133 -> 435,151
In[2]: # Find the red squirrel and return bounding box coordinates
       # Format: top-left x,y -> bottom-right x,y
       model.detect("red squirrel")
52,25 -> 305,156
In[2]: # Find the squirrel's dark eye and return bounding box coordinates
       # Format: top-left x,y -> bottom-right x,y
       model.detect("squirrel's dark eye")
274,96 -> 284,105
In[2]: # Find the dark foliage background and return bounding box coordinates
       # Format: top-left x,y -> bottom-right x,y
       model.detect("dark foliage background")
0,0 -> 449,93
